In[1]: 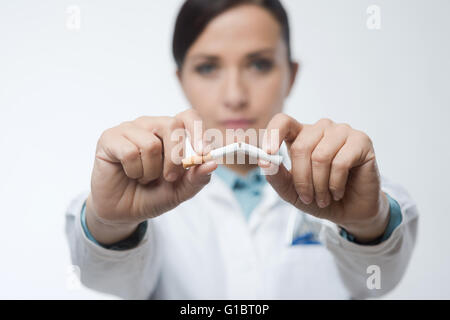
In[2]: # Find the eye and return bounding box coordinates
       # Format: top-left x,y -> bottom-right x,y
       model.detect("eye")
250,58 -> 274,72
195,63 -> 217,75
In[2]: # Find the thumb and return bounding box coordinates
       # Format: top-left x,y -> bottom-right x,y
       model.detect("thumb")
259,160 -> 298,207
259,160 -> 327,218
175,161 -> 218,203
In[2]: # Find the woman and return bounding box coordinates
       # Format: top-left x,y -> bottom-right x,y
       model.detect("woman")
65,0 -> 418,299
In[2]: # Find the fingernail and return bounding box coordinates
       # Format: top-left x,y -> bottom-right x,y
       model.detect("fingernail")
202,160 -> 217,174
205,160 -> 217,176
334,191 -> 344,201
300,194 -> 312,205
317,198 -> 327,208
204,160 -> 216,166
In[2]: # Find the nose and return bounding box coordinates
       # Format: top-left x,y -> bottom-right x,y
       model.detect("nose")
222,68 -> 248,110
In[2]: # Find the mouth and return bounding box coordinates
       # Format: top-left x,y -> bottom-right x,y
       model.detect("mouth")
220,118 -> 256,130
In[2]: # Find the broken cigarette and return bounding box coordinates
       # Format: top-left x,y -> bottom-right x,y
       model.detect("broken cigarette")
182,142 -> 283,169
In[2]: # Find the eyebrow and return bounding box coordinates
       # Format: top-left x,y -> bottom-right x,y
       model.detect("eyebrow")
189,48 -> 276,61
246,48 -> 276,59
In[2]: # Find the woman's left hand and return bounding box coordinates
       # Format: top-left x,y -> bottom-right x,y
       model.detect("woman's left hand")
259,113 -> 390,243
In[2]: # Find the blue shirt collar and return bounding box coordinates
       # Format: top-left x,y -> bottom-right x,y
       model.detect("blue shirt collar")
214,165 -> 266,190
213,165 -> 267,220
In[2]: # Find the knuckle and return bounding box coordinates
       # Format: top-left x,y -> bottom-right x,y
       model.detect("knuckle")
312,178 -> 330,195
133,117 -> 153,131
121,146 -> 140,162
99,128 -> 112,141
176,108 -> 193,119
332,159 -> 349,171
354,130 -> 372,145
290,143 -> 310,159
134,116 -> 161,132
316,117 -> 333,127
119,120 -> 133,129
294,181 -> 312,194
328,185 -> 342,194
168,117 -> 183,131
313,182 -> 329,193
186,108 -> 200,118
269,113 -> 292,129
144,168 -> 162,182
142,139 -> 162,156
134,116 -> 149,126
338,122 -> 352,131
315,190 -> 328,196
311,148 -> 332,164
98,127 -> 119,146
273,112 -> 288,122
333,123 -> 351,135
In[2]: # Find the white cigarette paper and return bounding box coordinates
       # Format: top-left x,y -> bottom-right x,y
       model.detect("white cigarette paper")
182,142 -> 283,168
209,142 -> 240,158
238,142 -> 283,165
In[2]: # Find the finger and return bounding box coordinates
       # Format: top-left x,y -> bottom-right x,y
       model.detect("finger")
99,130 -> 144,179
175,160 -> 218,202
262,113 -> 303,154
159,117 -> 188,182
159,109 -> 207,181
310,126 -> 348,207
289,125 -> 321,205
121,124 -> 163,184
258,160 -> 299,206
259,160 -> 330,219
175,109 -> 207,155
329,131 -> 374,201
133,116 -> 187,182
289,118 -> 334,206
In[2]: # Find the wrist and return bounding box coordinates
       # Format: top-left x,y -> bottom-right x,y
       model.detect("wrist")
339,191 -> 390,244
85,195 -> 140,245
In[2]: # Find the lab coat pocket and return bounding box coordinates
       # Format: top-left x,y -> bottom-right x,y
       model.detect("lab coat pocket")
273,242 -> 342,299
290,231 -> 321,246
281,240 -> 325,264
269,212 -> 346,298
286,211 -> 323,246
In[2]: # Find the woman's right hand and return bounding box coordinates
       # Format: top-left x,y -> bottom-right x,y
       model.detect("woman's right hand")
85,109 -> 217,244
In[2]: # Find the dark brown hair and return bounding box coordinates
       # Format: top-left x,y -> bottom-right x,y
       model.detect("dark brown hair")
172,0 -> 292,70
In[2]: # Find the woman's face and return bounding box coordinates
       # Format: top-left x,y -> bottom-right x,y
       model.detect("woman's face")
178,4 -> 298,146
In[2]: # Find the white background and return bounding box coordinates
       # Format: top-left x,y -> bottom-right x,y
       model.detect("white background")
0,0 -> 449,299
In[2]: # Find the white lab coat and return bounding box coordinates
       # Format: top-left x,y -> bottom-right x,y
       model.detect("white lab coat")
65,148 -> 418,300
